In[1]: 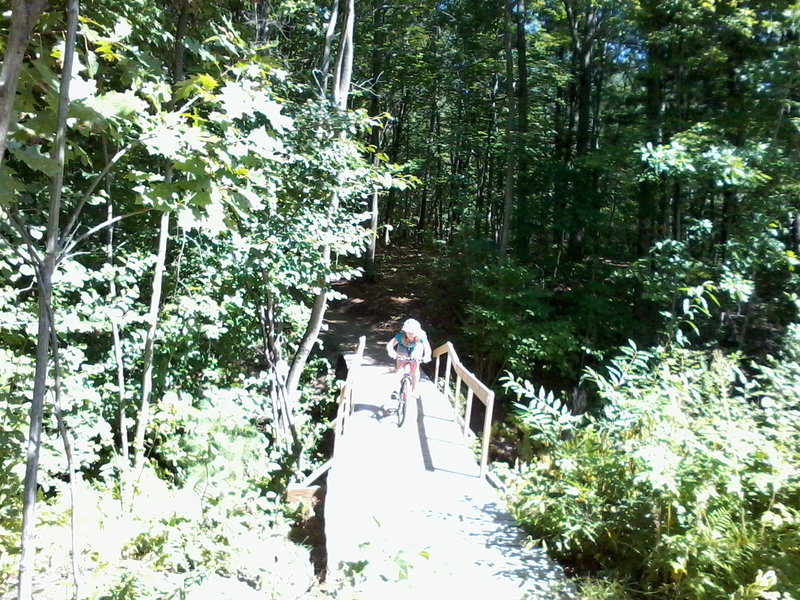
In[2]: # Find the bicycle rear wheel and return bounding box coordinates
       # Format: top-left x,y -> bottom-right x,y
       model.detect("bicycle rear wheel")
397,377 -> 409,427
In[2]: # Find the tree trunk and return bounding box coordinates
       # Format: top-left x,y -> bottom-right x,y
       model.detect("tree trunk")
475,79 -> 496,239
563,0 -> 602,260
18,2 -> 78,598
287,0 -> 355,397
365,0 -> 386,275
498,0 -> 516,258
133,210 -> 170,468
721,187 -> 737,255
636,29 -> 664,257
331,0 -> 354,110
50,322 -> 80,599
513,0 -> 531,255
18,263 -> 54,600
564,0 -> 599,158
383,94 -> 408,231
319,0 -> 341,94
0,0 -> 48,161
102,140 -> 130,466
671,180 -> 683,241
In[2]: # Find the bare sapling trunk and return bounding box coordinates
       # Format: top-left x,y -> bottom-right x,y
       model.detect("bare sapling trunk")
257,288 -> 300,461
49,318 -> 80,599
318,0 -> 341,93
286,0 -> 355,398
18,1 -> 79,598
133,213 -> 171,465
132,0 -> 190,470
367,174 -> 379,270
132,210 -> 169,468
102,141 -> 130,468
0,0 -> 48,161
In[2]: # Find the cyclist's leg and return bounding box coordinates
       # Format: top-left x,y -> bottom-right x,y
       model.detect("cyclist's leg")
396,357 -> 410,382
409,361 -> 420,390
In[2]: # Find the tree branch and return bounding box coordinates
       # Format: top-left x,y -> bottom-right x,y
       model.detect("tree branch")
60,143 -> 137,253
58,208 -> 153,263
1,208 -> 42,268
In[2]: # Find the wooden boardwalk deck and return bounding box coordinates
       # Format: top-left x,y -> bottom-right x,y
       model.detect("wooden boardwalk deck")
324,356 -> 578,599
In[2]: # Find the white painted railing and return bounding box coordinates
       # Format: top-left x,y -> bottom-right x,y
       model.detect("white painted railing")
290,335 -> 365,492
333,335 -> 366,457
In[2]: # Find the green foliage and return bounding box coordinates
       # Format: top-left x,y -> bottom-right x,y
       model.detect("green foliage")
0,382 -> 315,600
625,214 -> 798,351
503,374 -> 585,448
641,125 -> 771,189
506,341 -> 800,600
463,262 -> 581,380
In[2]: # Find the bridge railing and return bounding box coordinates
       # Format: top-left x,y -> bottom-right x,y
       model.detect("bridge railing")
333,335 -> 366,457
432,342 -> 495,477
288,335 -> 365,496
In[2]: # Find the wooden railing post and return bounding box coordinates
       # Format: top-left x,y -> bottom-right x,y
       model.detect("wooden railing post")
332,336 -> 366,460
463,388 -> 474,437
480,391 -> 494,478
443,352 -> 452,404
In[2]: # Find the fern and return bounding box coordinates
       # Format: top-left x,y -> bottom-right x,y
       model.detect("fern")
502,374 -> 584,448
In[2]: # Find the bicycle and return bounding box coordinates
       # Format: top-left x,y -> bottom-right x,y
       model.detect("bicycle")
391,356 -> 423,428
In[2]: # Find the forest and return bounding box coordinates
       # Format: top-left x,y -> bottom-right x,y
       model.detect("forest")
0,0 -> 798,599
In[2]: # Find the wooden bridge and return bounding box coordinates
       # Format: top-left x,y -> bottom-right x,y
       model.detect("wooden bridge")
318,334 -> 578,599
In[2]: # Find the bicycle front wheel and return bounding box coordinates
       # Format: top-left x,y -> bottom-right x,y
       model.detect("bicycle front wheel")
397,377 -> 409,427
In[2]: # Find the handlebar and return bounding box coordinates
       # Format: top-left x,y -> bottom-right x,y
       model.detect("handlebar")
391,354 -> 427,363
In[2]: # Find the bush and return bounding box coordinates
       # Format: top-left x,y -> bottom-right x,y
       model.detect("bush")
463,262 -> 580,381
505,342 -> 800,600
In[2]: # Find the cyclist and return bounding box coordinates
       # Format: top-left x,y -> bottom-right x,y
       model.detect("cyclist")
386,318 -> 432,395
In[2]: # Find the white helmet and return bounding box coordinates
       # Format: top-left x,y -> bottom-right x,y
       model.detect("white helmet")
402,318 -> 422,336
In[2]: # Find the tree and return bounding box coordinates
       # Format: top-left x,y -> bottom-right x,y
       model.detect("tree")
285,0 -> 356,398
132,0 -> 192,470
16,3 -> 79,597
0,0 -> 48,161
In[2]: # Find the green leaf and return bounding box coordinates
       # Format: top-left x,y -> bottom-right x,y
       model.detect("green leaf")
81,90 -> 147,120
141,121 -> 184,159
7,142 -> 60,176
0,167 -> 21,206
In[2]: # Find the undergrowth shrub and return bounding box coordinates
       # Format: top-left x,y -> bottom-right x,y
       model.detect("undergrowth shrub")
463,262 -> 580,381
505,340 -> 800,600
0,383 -> 315,600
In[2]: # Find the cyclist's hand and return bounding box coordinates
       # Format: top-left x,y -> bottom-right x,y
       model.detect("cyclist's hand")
423,355 -> 432,364
388,349 -> 397,359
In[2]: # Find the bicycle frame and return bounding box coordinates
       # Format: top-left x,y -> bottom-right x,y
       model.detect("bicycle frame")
393,356 -> 422,427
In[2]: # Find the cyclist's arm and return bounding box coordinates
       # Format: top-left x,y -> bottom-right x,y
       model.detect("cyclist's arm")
421,338 -> 433,362
386,337 -> 398,358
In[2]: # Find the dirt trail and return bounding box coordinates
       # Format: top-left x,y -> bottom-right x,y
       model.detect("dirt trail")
321,247 -> 436,364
